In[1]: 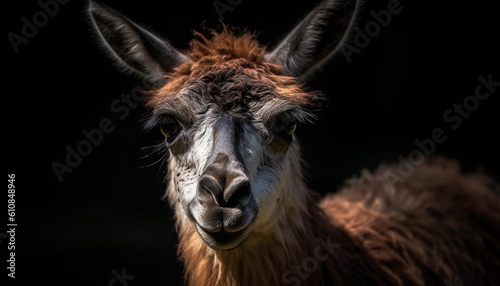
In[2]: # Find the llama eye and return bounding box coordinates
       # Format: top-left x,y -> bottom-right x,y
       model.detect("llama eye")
159,116 -> 181,142
271,115 -> 297,136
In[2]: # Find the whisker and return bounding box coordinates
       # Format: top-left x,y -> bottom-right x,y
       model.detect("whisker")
136,141 -> 167,160
128,139 -> 170,169
138,148 -> 169,169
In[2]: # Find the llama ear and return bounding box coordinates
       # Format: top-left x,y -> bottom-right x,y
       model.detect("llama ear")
265,0 -> 360,81
88,0 -> 190,85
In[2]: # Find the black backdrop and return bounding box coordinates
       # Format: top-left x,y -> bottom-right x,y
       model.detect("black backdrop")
4,0 -> 499,285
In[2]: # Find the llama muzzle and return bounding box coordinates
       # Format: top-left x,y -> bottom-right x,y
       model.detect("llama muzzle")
188,114 -> 258,250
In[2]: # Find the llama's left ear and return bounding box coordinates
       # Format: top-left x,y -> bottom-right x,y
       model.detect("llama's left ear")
265,0 -> 360,81
88,1 -> 190,86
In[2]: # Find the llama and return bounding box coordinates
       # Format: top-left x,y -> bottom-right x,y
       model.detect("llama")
88,0 -> 500,285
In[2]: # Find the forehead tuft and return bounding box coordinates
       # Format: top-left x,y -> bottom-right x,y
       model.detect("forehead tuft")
188,27 -> 265,63
145,28 -> 322,110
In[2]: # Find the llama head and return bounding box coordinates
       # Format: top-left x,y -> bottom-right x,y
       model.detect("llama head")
89,0 -> 358,250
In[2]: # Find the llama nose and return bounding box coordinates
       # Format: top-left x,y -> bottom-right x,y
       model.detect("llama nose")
197,153 -> 251,207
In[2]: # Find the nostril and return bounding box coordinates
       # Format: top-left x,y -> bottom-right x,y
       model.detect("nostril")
224,177 -> 251,207
197,174 -> 251,207
198,175 -> 223,204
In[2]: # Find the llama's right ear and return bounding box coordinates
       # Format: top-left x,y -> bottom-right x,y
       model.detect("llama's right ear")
88,1 -> 190,86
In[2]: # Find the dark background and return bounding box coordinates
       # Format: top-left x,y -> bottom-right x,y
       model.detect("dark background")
4,0 -> 499,285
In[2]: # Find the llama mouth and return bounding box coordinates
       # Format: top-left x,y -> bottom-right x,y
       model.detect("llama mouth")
188,197 -> 258,250
195,224 -> 251,250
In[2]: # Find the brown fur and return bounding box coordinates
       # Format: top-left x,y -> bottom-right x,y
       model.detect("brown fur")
157,32 -> 500,285
146,30 -> 320,110
322,158 -> 500,285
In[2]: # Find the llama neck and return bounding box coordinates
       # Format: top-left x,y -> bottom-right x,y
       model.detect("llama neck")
175,144 -> 355,286
177,193 -> 336,286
